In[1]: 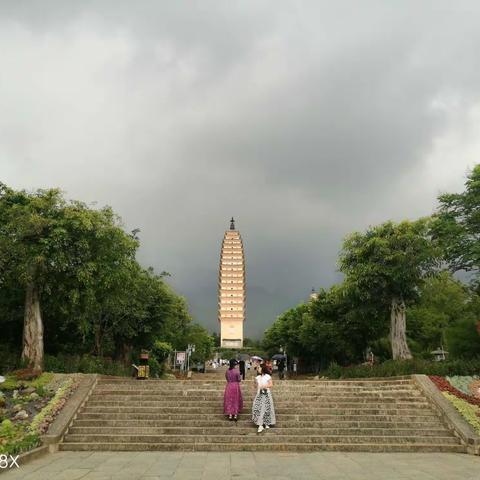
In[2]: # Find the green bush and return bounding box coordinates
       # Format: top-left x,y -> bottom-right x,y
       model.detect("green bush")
322,358 -> 480,379
0,420 -> 40,455
0,376 -> 20,391
151,341 -> 172,363
148,357 -> 163,378
44,354 -> 130,376
0,344 -> 20,372
30,372 -> 54,389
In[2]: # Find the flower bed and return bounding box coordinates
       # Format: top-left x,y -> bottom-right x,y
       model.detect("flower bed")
0,373 -> 79,455
446,375 -> 479,395
443,392 -> 480,434
430,375 -> 480,435
429,376 -> 480,407
29,378 -> 77,435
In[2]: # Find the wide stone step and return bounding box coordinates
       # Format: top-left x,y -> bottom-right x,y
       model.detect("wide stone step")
59,442 -> 467,453
98,382 -> 415,393
97,378 -> 414,384
91,391 -> 424,399
75,412 -> 438,422
86,400 -> 431,409
67,426 -> 452,436
96,379 -> 415,386
72,418 -> 446,429
81,406 -> 437,415
89,394 -> 425,401
63,433 -> 460,445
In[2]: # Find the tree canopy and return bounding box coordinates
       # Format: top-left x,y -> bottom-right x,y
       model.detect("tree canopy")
0,183 -> 210,373
264,165 -> 480,369
432,164 -> 480,274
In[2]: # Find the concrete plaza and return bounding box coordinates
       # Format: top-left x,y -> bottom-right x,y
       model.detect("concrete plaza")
1,451 -> 480,480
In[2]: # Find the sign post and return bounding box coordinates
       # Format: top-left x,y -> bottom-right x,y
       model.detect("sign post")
176,351 -> 186,372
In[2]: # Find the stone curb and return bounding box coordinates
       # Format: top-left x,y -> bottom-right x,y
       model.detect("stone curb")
42,374 -> 98,451
412,374 -> 480,455
0,445 -> 49,476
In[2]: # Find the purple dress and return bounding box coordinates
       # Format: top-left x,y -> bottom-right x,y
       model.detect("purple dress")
223,368 -> 243,415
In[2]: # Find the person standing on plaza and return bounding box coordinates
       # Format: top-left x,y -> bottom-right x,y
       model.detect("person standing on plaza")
224,359 -> 243,421
239,359 -> 246,380
252,364 -> 276,433
265,359 -> 273,374
277,358 -> 285,380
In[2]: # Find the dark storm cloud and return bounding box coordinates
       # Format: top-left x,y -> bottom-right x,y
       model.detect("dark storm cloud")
1,1 -> 480,338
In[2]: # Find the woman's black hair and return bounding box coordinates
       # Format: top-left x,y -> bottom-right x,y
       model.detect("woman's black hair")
261,364 -> 269,375
229,359 -> 237,370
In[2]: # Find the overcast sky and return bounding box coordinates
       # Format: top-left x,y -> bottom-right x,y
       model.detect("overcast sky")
1,1 -> 480,338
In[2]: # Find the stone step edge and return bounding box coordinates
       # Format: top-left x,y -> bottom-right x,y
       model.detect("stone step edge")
67,428 -> 452,436
71,421 -> 447,426
97,375 -> 415,382
58,442 -> 467,453
63,433 -> 459,440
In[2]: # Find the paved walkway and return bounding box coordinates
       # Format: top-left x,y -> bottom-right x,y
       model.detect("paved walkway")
2,451 -> 480,480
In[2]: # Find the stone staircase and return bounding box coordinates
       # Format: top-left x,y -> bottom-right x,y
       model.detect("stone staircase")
59,375 -> 467,452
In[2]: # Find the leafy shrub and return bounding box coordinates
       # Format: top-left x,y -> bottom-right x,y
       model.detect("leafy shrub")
44,354 -> 130,376
148,357 -> 163,378
30,372 -> 54,389
443,392 -> 480,434
151,341 -> 173,362
0,345 -> 20,373
0,376 -> 20,391
0,419 -> 40,455
35,385 -> 48,397
322,358 -> 480,379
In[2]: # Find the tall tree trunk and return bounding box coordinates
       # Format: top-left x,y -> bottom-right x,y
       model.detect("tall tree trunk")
122,342 -> 133,367
390,298 -> 412,360
21,281 -> 44,371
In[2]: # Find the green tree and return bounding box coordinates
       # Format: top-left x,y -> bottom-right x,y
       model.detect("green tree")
407,271 -> 475,354
432,165 -> 480,274
185,324 -> 214,363
211,332 -> 221,347
0,183 -> 196,372
339,219 -> 438,360
445,318 -> 480,359
263,304 -> 310,359
300,288 -> 349,369
0,184 -> 137,371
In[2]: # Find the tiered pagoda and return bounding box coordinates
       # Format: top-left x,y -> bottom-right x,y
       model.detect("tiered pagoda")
218,218 -> 246,348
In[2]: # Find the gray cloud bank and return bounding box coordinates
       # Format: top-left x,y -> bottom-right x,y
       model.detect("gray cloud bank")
1,1 -> 480,338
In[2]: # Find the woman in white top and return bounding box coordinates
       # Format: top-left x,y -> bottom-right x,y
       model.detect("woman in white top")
252,364 -> 276,433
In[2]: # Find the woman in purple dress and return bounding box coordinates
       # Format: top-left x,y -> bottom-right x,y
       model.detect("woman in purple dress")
224,359 -> 243,421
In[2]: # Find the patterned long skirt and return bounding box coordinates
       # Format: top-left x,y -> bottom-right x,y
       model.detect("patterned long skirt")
252,390 -> 276,426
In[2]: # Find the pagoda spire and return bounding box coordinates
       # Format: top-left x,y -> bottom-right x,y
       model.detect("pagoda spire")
230,217 -> 235,230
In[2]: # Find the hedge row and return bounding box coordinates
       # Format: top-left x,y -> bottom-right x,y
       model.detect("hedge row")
44,354 -> 131,376
321,358 -> 480,379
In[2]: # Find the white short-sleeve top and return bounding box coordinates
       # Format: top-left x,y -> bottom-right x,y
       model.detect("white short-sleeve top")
256,374 -> 272,391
